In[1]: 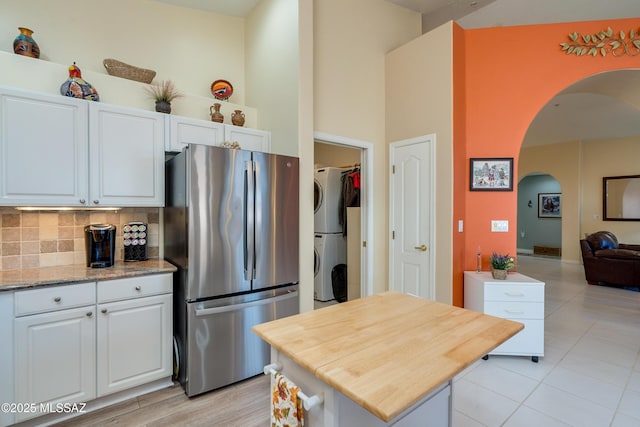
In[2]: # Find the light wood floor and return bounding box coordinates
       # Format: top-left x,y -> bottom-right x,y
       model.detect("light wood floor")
54,375 -> 270,427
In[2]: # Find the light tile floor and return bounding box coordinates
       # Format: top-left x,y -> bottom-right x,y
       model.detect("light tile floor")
453,255 -> 640,427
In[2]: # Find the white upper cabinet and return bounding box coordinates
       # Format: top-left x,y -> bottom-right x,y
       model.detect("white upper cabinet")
89,104 -> 165,207
166,114 -> 271,153
225,125 -> 271,153
0,86 -> 165,207
165,115 -> 224,152
0,88 -> 88,206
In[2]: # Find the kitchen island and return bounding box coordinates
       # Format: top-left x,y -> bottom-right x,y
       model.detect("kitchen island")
253,291 -> 523,426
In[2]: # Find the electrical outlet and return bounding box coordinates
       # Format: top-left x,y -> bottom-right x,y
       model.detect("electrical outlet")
491,220 -> 509,232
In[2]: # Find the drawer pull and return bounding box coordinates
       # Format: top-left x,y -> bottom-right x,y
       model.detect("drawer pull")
101,308 -> 108,314
504,292 -> 525,297
54,297 -> 62,303
86,311 -> 93,317
135,286 -> 142,291
504,309 -> 525,315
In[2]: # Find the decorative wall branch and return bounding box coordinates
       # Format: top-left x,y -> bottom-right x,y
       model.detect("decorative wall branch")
560,27 -> 640,57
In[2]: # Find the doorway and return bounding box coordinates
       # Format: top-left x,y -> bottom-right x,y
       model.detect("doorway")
313,132 -> 373,308
517,174 -> 562,258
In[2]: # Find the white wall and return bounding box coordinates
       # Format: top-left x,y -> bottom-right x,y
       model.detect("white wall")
385,22 -> 455,303
246,0 -> 299,156
313,0 -> 421,295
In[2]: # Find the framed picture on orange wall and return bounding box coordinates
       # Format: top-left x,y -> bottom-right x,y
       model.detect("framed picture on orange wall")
469,158 -> 513,191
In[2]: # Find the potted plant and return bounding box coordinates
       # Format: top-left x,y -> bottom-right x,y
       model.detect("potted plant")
489,252 -> 514,279
144,80 -> 183,114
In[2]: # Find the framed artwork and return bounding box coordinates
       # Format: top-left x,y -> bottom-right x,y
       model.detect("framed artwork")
469,158 -> 513,191
538,193 -> 562,218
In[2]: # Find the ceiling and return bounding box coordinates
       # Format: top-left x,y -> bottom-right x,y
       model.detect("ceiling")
153,0 -> 640,147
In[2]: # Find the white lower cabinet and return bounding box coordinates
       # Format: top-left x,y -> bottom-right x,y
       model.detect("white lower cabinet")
97,293 -> 172,396
11,274 -> 173,424
13,283 -> 96,422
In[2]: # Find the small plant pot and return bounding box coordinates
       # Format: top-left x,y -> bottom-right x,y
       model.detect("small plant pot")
155,100 -> 171,114
491,268 -> 508,280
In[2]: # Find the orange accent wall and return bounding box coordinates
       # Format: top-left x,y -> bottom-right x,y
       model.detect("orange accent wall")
455,17 -> 640,305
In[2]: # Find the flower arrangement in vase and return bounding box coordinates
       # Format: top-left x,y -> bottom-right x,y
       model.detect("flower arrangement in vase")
489,252 -> 514,279
144,80 -> 183,114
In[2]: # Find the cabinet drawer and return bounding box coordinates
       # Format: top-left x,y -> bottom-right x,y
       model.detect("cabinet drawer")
97,274 -> 172,303
15,282 -> 96,317
491,319 -> 544,356
484,284 -> 544,302
484,301 -> 544,319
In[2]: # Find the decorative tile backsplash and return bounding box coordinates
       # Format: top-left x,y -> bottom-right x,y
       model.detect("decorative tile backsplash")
0,208 -> 160,271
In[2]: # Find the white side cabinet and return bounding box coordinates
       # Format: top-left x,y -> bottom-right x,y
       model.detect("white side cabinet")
225,125 -> 271,152
96,274 -> 173,396
464,271 -> 544,362
0,86 -> 165,207
13,283 -> 97,422
165,114 -> 224,152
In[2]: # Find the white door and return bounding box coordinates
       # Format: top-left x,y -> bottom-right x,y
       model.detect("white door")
389,135 -> 433,299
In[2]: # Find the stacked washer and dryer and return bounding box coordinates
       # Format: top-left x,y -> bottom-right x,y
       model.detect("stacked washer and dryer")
314,167 -> 347,301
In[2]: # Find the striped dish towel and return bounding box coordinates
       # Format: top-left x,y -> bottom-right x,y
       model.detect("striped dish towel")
271,372 -> 304,427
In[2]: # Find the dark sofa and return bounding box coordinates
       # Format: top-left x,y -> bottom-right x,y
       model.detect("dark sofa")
580,231 -> 640,287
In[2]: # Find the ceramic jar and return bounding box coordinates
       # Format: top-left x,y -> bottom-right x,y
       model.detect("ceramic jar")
13,27 -> 40,58
231,109 -> 245,127
210,103 -> 224,123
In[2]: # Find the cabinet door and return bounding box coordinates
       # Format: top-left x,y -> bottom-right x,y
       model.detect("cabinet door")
89,104 -> 165,207
167,115 -> 224,152
14,306 -> 96,422
224,125 -> 271,152
96,293 -> 172,397
0,88 -> 89,206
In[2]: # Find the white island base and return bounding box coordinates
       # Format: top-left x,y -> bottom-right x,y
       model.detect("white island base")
268,349 -> 451,427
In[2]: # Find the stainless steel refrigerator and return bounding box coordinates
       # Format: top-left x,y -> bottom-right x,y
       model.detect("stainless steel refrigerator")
164,144 -> 299,397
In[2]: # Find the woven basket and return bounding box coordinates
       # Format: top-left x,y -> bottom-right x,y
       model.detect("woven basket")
103,58 -> 156,84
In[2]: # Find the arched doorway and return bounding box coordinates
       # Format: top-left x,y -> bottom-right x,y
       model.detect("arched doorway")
517,174 -> 562,258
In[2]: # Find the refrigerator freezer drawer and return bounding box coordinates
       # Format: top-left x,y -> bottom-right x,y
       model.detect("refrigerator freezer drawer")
183,286 -> 298,396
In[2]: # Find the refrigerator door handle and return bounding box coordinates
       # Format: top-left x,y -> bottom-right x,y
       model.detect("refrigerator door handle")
254,159 -> 263,273
194,291 -> 299,317
245,160 -> 255,280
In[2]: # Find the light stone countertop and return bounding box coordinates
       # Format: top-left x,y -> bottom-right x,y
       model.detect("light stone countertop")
0,260 -> 177,292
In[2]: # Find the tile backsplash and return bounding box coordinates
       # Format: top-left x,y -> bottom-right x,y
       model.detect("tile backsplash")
0,208 -> 160,271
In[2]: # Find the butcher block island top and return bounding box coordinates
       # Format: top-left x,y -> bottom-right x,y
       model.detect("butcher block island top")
253,291 -> 523,423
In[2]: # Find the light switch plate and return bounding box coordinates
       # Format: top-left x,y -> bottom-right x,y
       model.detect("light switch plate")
458,220 -> 464,232
491,220 -> 509,232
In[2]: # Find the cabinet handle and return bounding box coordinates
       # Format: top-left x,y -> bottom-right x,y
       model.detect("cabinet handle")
86,311 -> 93,317
79,198 -> 86,204
54,297 -> 61,303
101,308 -> 108,314
504,309 -> 525,315
135,286 -> 141,291
93,200 -> 100,205
504,292 -> 525,297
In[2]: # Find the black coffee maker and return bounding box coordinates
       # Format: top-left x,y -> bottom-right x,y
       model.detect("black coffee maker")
84,224 -> 116,268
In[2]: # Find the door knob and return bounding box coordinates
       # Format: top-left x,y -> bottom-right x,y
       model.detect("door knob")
414,244 -> 427,251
